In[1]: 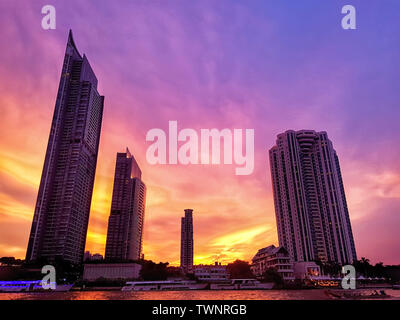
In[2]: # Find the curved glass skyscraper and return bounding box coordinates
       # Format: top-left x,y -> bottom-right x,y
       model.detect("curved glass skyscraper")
105,149 -> 146,261
26,31 -> 104,264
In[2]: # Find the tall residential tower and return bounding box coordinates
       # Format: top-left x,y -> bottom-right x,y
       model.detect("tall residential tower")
269,130 -> 357,265
105,149 -> 146,261
26,31 -> 104,264
180,209 -> 194,273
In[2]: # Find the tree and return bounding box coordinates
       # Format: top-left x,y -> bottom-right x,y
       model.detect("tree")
140,261 -> 169,280
166,266 -> 183,278
262,268 -> 284,287
315,260 -> 341,276
373,262 -> 384,277
226,260 -> 253,279
0,257 -> 16,265
353,257 -> 372,276
323,261 -> 341,276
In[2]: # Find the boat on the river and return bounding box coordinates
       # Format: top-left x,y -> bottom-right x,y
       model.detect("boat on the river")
210,279 -> 274,290
0,280 -> 73,293
122,280 -> 208,291
325,289 -> 391,300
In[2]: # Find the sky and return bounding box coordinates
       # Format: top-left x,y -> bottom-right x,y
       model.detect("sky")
0,0 -> 399,266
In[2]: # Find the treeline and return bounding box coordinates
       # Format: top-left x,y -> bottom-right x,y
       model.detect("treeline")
2,256 -> 399,283
353,257 -> 400,280
0,257 -> 24,265
314,257 -> 399,279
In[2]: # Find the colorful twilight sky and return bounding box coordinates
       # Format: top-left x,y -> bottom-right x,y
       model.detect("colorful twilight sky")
0,1 -> 399,265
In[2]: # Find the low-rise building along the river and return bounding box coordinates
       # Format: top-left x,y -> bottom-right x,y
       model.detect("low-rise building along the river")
194,263 -> 229,282
251,245 -> 295,281
292,261 -> 321,280
83,263 -> 142,281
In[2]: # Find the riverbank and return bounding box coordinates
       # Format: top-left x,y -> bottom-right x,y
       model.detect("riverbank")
72,282 -> 394,292
1,289 -> 400,300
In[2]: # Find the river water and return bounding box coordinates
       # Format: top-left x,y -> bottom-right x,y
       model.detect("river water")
1,289 -> 400,300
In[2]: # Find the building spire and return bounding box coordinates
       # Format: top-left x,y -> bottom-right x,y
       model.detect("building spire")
67,29 -> 81,58
126,147 -> 132,158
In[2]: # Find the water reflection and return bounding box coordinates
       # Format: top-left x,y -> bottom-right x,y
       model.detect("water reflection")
1,289 -> 400,300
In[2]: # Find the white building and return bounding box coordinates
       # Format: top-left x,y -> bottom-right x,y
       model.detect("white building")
194,263 -> 229,282
269,130 -> 357,265
83,263 -> 141,281
251,245 -> 295,281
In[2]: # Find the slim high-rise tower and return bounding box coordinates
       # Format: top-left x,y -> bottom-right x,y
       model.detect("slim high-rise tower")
180,209 -> 194,273
26,31 -> 104,264
105,149 -> 146,261
269,130 -> 357,265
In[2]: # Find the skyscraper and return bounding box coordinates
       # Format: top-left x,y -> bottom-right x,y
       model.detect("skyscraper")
26,31 -> 104,264
180,209 -> 194,273
105,149 -> 146,261
269,130 -> 357,265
